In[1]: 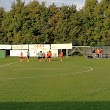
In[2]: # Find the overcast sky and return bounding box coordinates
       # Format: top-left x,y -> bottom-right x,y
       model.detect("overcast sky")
0,0 -> 101,12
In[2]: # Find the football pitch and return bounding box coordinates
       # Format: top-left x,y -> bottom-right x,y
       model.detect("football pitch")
0,56 -> 110,110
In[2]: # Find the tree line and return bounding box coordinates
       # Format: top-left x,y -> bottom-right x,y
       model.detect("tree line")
0,0 -> 110,46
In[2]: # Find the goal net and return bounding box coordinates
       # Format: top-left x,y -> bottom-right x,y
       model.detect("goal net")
68,46 -> 90,56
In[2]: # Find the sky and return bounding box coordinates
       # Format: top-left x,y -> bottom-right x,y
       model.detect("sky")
0,0 -> 101,12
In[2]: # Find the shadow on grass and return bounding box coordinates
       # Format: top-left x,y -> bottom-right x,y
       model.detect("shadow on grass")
0,101 -> 110,110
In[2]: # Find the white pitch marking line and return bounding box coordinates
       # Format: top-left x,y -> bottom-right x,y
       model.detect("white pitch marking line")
0,65 -> 93,80
0,61 -> 18,68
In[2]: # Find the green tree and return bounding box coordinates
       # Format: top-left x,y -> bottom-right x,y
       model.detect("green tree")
0,7 -> 5,44
82,0 -> 98,46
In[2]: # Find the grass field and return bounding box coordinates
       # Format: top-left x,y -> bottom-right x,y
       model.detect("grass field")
0,56 -> 110,110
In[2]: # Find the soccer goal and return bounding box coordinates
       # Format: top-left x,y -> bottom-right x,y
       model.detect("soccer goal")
68,46 -> 90,57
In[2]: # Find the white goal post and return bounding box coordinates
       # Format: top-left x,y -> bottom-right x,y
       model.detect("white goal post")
68,46 -> 90,57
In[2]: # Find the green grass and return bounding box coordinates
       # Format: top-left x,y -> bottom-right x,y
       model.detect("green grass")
0,56 -> 110,110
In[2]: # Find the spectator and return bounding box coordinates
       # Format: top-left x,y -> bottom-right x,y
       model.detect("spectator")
92,49 -> 96,58
96,48 -> 100,59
